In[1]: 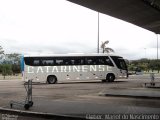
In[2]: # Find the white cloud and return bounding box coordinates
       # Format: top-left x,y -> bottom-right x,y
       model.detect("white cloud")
0,0 -> 159,60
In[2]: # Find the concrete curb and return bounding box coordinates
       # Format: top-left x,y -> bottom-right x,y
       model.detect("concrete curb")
99,88 -> 160,99
0,107 -> 86,120
99,93 -> 160,99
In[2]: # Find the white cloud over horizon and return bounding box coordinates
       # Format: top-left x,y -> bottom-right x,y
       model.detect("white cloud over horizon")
0,0 -> 159,60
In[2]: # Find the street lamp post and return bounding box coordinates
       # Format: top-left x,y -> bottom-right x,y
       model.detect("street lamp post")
157,34 -> 159,60
97,12 -> 99,53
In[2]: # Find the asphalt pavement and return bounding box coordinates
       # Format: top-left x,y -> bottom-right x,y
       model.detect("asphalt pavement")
0,74 -> 160,120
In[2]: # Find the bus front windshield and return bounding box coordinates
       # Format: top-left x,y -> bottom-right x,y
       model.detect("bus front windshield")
111,56 -> 127,70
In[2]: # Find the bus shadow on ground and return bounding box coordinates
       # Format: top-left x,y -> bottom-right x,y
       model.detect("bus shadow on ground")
58,80 -> 127,85
25,80 -> 127,86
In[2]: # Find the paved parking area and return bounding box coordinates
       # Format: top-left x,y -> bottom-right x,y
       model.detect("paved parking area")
0,74 -> 160,119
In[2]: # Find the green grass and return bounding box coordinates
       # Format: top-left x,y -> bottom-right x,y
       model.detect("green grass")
0,74 -> 22,80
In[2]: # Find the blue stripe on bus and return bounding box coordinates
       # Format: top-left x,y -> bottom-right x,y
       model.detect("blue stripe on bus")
20,55 -> 24,72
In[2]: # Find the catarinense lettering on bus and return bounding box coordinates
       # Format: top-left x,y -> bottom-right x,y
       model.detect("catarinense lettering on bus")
26,65 -> 112,73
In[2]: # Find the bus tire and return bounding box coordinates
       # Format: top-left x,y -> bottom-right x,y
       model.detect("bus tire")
47,75 -> 57,84
106,74 -> 115,82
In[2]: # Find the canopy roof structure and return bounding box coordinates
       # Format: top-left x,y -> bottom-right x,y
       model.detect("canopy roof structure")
68,0 -> 160,34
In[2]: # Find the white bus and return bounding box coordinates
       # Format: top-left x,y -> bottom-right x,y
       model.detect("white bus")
21,54 -> 128,84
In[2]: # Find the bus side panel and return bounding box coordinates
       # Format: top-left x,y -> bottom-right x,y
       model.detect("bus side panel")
24,66 -> 47,82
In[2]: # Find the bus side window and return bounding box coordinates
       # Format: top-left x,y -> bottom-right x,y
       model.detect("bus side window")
81,59 -> 84,65
105,57 -> 114,66
64,61 -> 69,65
24,57 -> 33,66
88,60 -> 92,65
92,57 -> 97,65
46,60 -> 54,66
85,57 -> 96,65
74,58 -> 79,65
76,57 -> 84,65
71,59 -> 75,65
42,60 -> 46,66
75,58 -> 82,65
56,59 -> 63,65
85,57 -> 91,65
64,58 -> 72,65
95,57 -> 104,65
33,60 -> 40,66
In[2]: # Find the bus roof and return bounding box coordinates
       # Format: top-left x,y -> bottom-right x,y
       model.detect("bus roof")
23,53 -> 122,58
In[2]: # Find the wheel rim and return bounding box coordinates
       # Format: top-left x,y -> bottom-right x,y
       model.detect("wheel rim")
109,75 -> 114,81
48,76 -> 56,84
107,74 -> 115,82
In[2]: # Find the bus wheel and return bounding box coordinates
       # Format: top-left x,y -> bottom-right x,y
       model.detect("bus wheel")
106,74 -> 115,82
47,76 -> 57,84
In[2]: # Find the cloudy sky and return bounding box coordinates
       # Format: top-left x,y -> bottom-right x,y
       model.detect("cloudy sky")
0,0 -> 159,60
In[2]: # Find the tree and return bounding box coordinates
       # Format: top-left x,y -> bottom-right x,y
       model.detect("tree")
128,64 -> 135,71
7,53 -> 20,64
157,60 -> 160,73
5,53 -> 21,74
1,64 -> 12,79
12,64 -> 21,74
129,59 -> 160,73
0,46 -> 4,60
154,60 -> 160,73
0,46 -> 4,55
100,40 -> 114,53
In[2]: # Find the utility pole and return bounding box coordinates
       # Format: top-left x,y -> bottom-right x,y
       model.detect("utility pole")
157,34 -> 159,59
97,12 -> 99,53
